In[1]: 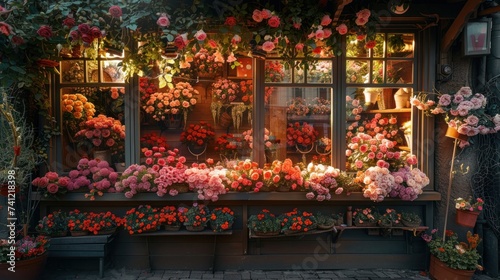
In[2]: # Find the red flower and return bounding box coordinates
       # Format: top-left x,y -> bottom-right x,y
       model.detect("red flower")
224,16 -> 237,26
37,25 -> 53,38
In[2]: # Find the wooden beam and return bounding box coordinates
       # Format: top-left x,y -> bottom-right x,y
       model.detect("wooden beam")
333,0 -> 353,24
478,5 -> 500,16
441,0 -> 483,53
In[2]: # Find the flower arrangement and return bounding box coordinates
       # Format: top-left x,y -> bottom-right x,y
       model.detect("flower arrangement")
32,171 -> 70,198
379,208 -> 402,227
286,122 -> 318,147
345,96 -> 363,138
389,166 -> 430,201
36,210 -> 68,237
211,78 -> 239,104
262,159 -> 304,191
279,208 -> 317,233
352,207 -> 379,226
304,162 -> 342,201
67,209 -> 90,232
411,86 -> 500,144
422,229 -> 482,271
226,159 -> 264,192
455,197 -> 484,212
359,166 -> 396,202
61,93 -> 96,133
140,132 -> 169,150
400,212 -> 422,227
151,148 -> 189,197
310,97 -> 331,115
185,161 -> 229,201
265,60 -> 286,83
124,205 -> 161,234
184,204 -> 210,229
139,77 -> 159,106
87,211 -> 122,235
115,164 -> 159,198
214,133 -> 241,159
159,205 -> 187,228
358,114 -> 402,144
142,81 -> 199,122
287,97 -> 310,116
210,207 -> 235,232
239,80 -> 254,104
242,128 -> 276,151
180,121 -> 215,147
192,48 -> 224,77
0,235 -> 50,262
74,114 -> 125,151
247,209 -> 281,234
316,137 -> 331,153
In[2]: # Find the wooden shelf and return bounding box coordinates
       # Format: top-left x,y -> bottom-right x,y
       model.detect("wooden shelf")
131,229 -> 232,237
365,108 -> 411,113
249,227 -> 337,239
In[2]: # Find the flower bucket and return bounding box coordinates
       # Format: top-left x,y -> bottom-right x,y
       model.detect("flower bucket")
70,230 -> 89,237
186,225 -> 205,232
445,126 -> 468,141
0,253 -> 48,280
96,227 -> 116,235
252,230 -> 280,236
429,254 -> 474,280
164,224 -> 181,231
455,209 -> 480,228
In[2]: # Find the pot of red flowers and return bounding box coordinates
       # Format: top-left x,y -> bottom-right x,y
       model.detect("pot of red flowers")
159,205 -> 187,231
74,114 -> 125,162
87,211 -> 122,235
180,120 -> 215,156
67,209 -> 90,236
36,210 -> 69,237
209,207 -> 235,232
0,235 -> 50,280
183,204 -> 210,232
124,205 -> 161,235
286,122 -> 318,163
422,229 -> 482,280
279,208 -> 317,235
454,197 -> 484,228
247,209 -> 281,236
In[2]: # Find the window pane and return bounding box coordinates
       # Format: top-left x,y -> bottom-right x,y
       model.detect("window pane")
387,60 -> 413,84
346,60 -> 369,84
102,60 -> 125,83
266,87 -> 332,165
61,60 -> 85,83
87,61 -> 99,83
388,33 -> 414,58
309,61 -> 332,84
346,35 -> 369,58
372,60 -> 384,84
265,60 -> 291,83
372,34 -> 385,58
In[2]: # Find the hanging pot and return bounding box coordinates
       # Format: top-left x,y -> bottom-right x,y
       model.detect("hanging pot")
455,209 -> 480,228
445,126 -> 469,141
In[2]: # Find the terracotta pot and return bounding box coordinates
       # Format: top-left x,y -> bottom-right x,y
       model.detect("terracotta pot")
445,126 -> 468,141
185,225 -> 205,232
456,209 -> 480,228
429,254 -> 475,280
164,224 -> 181,231
0,253 -> 48,280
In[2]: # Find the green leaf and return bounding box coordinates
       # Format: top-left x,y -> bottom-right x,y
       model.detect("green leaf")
10,66 -> 26,74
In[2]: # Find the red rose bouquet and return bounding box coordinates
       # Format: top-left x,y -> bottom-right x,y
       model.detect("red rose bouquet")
180,121 -> 215,147
286,122 -> 318,147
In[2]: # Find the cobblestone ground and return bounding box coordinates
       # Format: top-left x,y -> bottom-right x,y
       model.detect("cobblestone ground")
40,268 -> 499,280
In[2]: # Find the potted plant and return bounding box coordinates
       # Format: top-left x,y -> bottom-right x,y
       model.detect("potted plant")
352,207 -> 379,227
279,208 -> 317,234
124,205 -> 161,235
381,208 -> 402,227
67,209 -> 90,236
454,197 -> 484,228
247,209 -> 281,236
315,212 -> 335,230
183,204 -> 210,231
0,235 -> 50,280
401,212 -> 422,228
422,229 -> 482,280
180,120 -> 215,155
31,171 -> 70,198
87,211 -> 122,235
209,207 -> 235,232
159,205 -> 186,231
36,210 -> 69,237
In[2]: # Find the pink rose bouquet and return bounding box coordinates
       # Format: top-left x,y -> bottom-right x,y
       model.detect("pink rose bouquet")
115,164 -> 159,198
359,166 -> 395,202
149,148 -> 189,197
389,166 -> 430,201
143,81 -> 198,122
304,162 -> 342,201
211,78 -> 239,104
74,114 -> 125,151
32,171 -> 70,198
185,161 -> 229,201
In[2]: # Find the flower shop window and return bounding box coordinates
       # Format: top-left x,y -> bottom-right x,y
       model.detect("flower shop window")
58,58 -> 126,172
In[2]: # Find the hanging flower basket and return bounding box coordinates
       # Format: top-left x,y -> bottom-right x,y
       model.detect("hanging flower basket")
455,209 -> 480,228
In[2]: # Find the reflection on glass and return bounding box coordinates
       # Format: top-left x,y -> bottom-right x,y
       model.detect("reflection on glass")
346,35 -> 369,58
387,33 -> 414,58
265,87 -> 332,165
372,33 -> 385,58
265,60 -> 290,83
61,60 -> 84,83
294,64 -> 305,83
346,60 -> 369,84
372,60 -> 384,84
309,61 -> 332,83
102,60 -> 125,83
386,60 -> 413,84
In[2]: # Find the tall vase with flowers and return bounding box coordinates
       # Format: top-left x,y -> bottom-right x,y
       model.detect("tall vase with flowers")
411,86 -> 500,148
454,197 -> 484,228
422,229 -> 482,279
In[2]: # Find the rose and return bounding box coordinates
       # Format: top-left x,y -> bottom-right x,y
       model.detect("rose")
295,43 -> 304,52
11,35 -> 24,46
252,9 -> 263,22
365,40 -> 376,49
78,23 -> 91,34
47,183 -> 59,194
157,14 -> 170,27
231,35 -> 241,45
262,41 -> 276,52
336,24 -> 348,35
321,15 -> 332,26
323,28 -> 332,38
37,25 -> 53,38
268,16 -> 281,28
356,9 -> 371,20
62,17 -> 76,28
194,29 -> 207,41
90,26 -> 102,39
109,5 -> 123,18
0,22 -> 13,36
174,33 -> 188,49
81,34 -> 93,44
225,16 -> 237,26
355,17 -> 368,26
69,30 -> 80,41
